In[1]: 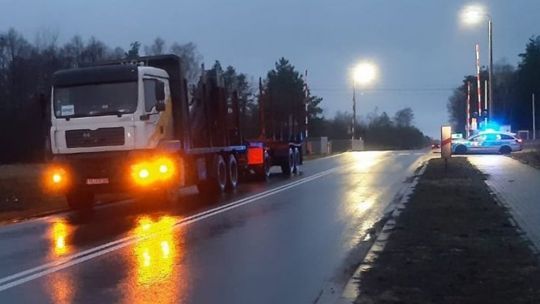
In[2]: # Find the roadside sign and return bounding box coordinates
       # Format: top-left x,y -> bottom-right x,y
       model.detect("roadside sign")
441,125 -> 452,160
471,118 -> 477,131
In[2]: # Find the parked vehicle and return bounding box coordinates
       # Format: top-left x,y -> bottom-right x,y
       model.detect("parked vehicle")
46,55 -> 305,210
250,78 -> 306,179
452,131 -> 523,155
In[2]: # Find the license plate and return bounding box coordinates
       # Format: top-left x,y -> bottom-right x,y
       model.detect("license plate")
86,178 -> 109,185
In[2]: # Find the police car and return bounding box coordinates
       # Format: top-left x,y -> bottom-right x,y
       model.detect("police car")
452,131 -> 523,154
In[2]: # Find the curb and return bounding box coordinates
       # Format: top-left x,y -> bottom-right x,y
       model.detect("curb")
478,172 -> 540,257
336,159 -> 429,304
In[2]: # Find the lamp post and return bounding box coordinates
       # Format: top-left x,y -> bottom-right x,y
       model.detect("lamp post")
352,61 -> 377,140
461,4 -> 494,122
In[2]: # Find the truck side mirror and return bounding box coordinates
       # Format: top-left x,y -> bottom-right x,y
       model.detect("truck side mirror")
155,81 -> 165,101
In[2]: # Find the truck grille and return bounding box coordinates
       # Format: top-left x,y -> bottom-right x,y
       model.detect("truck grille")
65,127 -> 125,148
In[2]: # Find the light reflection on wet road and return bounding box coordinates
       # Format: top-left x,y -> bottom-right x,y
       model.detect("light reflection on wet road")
0,151 -> 426,303
50,220 -> 71,257
125,216 -> 185,304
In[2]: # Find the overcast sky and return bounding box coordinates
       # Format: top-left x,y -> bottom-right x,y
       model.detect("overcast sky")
1,0 -> 539,137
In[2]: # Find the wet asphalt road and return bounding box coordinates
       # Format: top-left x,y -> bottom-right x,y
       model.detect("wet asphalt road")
0,151 -> 426,304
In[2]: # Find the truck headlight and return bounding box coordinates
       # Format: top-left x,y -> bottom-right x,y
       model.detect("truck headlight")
155,157 -> 175,180
44,166 -> 69,190
52,173 -> 63,184
131,156 -> 176,186
131,162 -> 154,185
138,168 -> 150,179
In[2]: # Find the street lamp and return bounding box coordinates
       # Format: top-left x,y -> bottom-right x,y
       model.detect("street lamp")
351,61 -> 377,140
460,4 -> 493,122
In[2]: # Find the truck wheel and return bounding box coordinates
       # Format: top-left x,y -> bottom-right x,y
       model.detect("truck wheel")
215,155 -> 228,192
292,148 -> 302,175
254,151 -> 271,181
197,154 -> 227,195
281,148 -> 294,176
66,190 -> 95,211
226,154 -> 238,191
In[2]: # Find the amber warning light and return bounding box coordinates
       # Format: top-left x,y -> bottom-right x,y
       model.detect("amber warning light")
131,156 -> 176,186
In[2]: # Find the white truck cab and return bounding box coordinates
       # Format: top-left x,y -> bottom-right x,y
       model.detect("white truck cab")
50,65 -> 173,155
46,55 -> 256,211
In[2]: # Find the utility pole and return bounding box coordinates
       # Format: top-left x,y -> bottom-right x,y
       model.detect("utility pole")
488,18 -> 493,122
484,80 -> 488,126
258,78 -> 266,139
533,93 -> 536,140
467,81 -> 471,138
352,82 -> 356,140
475,44 -> 482,126
304,70 -> 309,140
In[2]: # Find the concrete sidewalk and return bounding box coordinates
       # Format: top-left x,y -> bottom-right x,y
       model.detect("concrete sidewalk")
469,155 -> 540,251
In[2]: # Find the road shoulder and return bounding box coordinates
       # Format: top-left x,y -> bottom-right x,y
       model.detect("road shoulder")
511,149 -> 540,170
349,157 -> 540,303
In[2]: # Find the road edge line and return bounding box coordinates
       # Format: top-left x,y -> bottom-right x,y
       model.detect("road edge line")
336,158 -> 429,304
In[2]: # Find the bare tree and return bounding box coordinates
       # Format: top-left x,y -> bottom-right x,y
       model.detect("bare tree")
394,107 -> 414,127
109,46 -> 126,60
145,37 -> 166,56
170,42 -> 202,84
62,35 -> 85,67
82,36 -> 108,63
34,28 -> 59,52
4,28 -> 30,61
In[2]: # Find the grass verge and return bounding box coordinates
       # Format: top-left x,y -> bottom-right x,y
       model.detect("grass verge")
355,157 -> 540,304
0,164 -> 67,223
511,150 -> 540,170
0,164 -> 126,223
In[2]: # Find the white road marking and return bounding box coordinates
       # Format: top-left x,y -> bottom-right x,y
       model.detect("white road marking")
0,166 -> 342,292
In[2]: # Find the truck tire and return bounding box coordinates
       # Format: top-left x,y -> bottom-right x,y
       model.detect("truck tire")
66,190 -> 95,211
197,154 -> 227,195
292,148 -> 302,175
281,148 -> 294,176
226,154 -> 239,191
254,151 -> 271,181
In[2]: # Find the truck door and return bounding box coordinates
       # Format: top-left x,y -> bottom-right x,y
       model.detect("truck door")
142,78 -> 173,147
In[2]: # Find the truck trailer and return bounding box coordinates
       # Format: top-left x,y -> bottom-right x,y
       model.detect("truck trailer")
46,55 -> 304,210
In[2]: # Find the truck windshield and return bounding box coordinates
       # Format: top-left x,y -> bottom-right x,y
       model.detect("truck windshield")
53,81 -> 137,118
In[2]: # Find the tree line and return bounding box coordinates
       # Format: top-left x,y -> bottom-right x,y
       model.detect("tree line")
0,29 -> 325,163
0,28 -> 427,163
0,28 -> 208,163
310,107 -> 429,150
447,36 -> 540,135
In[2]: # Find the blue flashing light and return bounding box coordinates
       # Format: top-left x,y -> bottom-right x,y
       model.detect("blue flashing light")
480,121 -> 500,132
